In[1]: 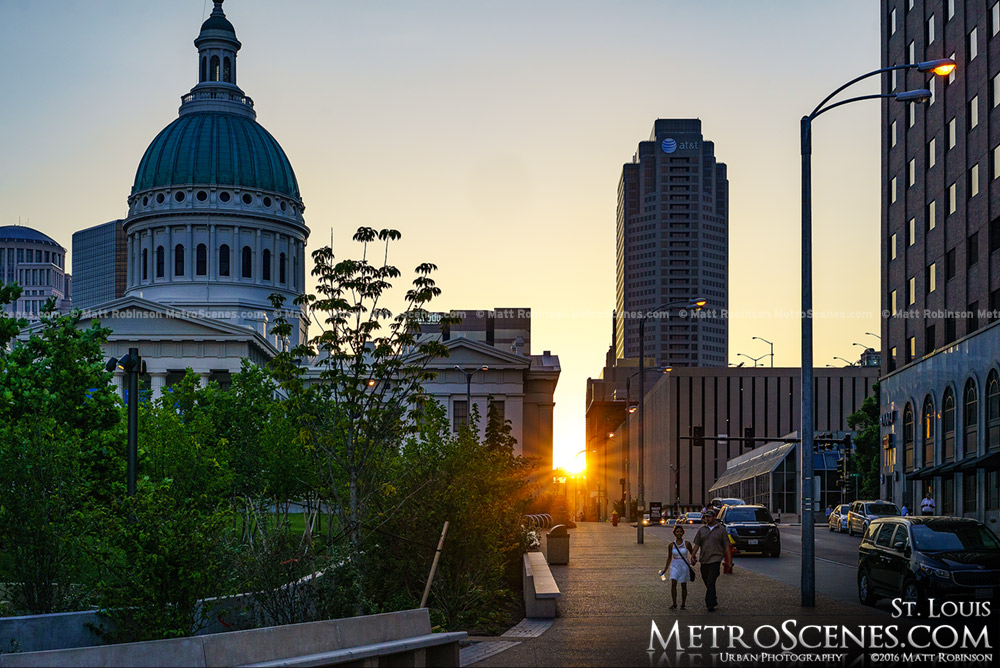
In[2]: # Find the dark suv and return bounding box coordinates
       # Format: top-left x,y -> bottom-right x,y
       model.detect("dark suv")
717,504 -> 780,557
858,517 -> 1000,608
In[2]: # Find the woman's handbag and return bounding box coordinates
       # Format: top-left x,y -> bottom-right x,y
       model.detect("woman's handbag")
676,542 -> 696,582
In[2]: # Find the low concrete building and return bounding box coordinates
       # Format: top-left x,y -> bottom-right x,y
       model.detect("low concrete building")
585,358 -> 878,521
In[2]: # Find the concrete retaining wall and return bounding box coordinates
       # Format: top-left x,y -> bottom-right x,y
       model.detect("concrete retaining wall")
0,609 -> 461,667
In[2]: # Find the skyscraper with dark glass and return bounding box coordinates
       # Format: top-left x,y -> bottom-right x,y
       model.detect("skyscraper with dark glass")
72,219 -> 126,310
615,119 -> 728,367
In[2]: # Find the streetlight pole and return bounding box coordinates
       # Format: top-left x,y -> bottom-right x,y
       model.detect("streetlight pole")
799,56 -> 953,607
752,336 -> 774,367
107,347 -> 143,497
637,298 -> 705,544
833,356 -> 857,367
455,365 -> 488,428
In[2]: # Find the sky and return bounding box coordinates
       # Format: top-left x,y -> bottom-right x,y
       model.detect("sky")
0,1 -> 883,469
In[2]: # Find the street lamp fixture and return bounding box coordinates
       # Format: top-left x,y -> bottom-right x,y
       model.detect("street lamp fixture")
106,347 -> 145,497
833,356 -> 857,367
798,56 -> 955,607
737,352 -> 767,367
752,336 -> 775,367
637,297 -> 706,544
864,331 -> 882,341
454,365 -> 489,427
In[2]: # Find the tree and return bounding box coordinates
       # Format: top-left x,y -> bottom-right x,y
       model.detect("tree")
268,227 -> 457,613
847,383 -> 881,500
0,295 -> 124,614
484,395 -> 518,454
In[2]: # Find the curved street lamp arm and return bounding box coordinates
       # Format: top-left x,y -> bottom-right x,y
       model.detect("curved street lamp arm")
809,64 -> 914,119
812,93 -> 900,121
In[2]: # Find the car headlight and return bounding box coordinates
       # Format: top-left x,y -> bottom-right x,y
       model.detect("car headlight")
919,564 -> 951,579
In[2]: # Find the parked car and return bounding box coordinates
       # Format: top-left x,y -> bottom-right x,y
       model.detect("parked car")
683,511 -> 703,524
710,497 -> 746,511
828,503 -> 850,533
847,500 -> 900,536
718,504 -> 780,557
858,517 -> 1000,608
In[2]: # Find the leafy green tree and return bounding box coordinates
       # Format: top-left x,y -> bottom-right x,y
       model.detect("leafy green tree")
847,383 -> 881,500
0,295 -> 123,614
268,227 -> 456,612
366,401 -> 535,632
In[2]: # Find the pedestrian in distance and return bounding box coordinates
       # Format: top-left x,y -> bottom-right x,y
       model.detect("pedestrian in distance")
901,504 -> 909,516
690,507 -> 731,612
921,492 -> 936,516
660,525 -> 694,610
825,505 -> 833,519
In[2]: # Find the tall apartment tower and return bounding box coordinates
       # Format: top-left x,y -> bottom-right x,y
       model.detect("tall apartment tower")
879,1 -> 1000,520
615,119 -> 728,367
72,220 -> 127,311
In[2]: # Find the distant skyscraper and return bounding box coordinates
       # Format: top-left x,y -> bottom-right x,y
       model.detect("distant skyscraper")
72,220 -> 127,310
615,119 -> 729,367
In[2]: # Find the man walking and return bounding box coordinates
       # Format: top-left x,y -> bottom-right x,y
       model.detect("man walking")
920,492 -> 936,516
690,507 -> 731,612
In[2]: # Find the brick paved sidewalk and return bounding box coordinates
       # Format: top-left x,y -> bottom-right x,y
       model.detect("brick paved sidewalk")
468,522 -> 881,667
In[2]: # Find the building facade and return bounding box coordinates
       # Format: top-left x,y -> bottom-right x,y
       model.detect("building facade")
880,0 -> 1000,523
586,361 -> 877,522
72,220 -> 127,311
615,119 -> 729,367
122,0 -> 308,348
0,225 -> 72,318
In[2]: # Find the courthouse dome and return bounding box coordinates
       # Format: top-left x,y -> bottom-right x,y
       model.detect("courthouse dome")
131,112 -> 300,199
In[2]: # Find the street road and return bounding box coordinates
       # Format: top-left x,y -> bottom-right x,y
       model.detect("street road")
642,523 -> 897,613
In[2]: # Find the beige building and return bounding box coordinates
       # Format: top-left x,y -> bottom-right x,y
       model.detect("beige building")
586,356 -> 878,521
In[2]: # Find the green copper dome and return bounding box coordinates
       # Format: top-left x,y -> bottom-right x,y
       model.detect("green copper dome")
132,112 -> 300,199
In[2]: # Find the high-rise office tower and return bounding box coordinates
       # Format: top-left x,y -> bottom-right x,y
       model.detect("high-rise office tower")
72,219 -> 127,310
615,119 -> 728,367
879,1 -> 1000,518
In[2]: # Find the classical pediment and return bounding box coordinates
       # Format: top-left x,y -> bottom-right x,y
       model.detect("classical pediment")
424,337 -> 531,370
20,297 -> 277,353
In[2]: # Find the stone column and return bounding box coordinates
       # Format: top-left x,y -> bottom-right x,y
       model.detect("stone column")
112,374 -> 125,400
255,229 -> 261,284
198,373 -> 210,388
150,373 -> 167,400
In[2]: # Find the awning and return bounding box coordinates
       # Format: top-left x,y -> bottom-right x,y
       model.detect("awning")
709,441 -> 796,493
908,463 -> 943,480
935,461 -> 962,476
958,450 -> 1000,471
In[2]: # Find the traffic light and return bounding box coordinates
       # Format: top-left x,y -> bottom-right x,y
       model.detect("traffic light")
743,427 -> 754,448
842,434 -> 852,450
691,425 -> 705,448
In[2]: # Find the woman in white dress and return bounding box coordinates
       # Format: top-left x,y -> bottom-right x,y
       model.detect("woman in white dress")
661,525 -> 694,610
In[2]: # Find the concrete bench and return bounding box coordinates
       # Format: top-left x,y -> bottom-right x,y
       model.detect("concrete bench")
0,609 -> 466,668
522,551 -> 561,618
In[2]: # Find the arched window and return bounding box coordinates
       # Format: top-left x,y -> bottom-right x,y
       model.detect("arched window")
262,249 -> 271,281
196,244 -> 207,276
942,389 -> 955,462
922,395 -> 935,467
223,57 -> 232,83
988,370 -> 1000,450
219,244 -> 230,277
142,249 -> 148,280
279,253 -> 286,283
965,379 -> 978,457
210,55 -> 220,81
174,244 -> 185,277
156,246 -> 165,278
200,56 -> 207,82
241,246 -> 252,278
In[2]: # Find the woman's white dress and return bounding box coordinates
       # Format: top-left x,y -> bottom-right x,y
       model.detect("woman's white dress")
668,542 -> 692,583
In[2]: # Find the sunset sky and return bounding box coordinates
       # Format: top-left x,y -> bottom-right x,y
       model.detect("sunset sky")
0,1 -> 884,468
